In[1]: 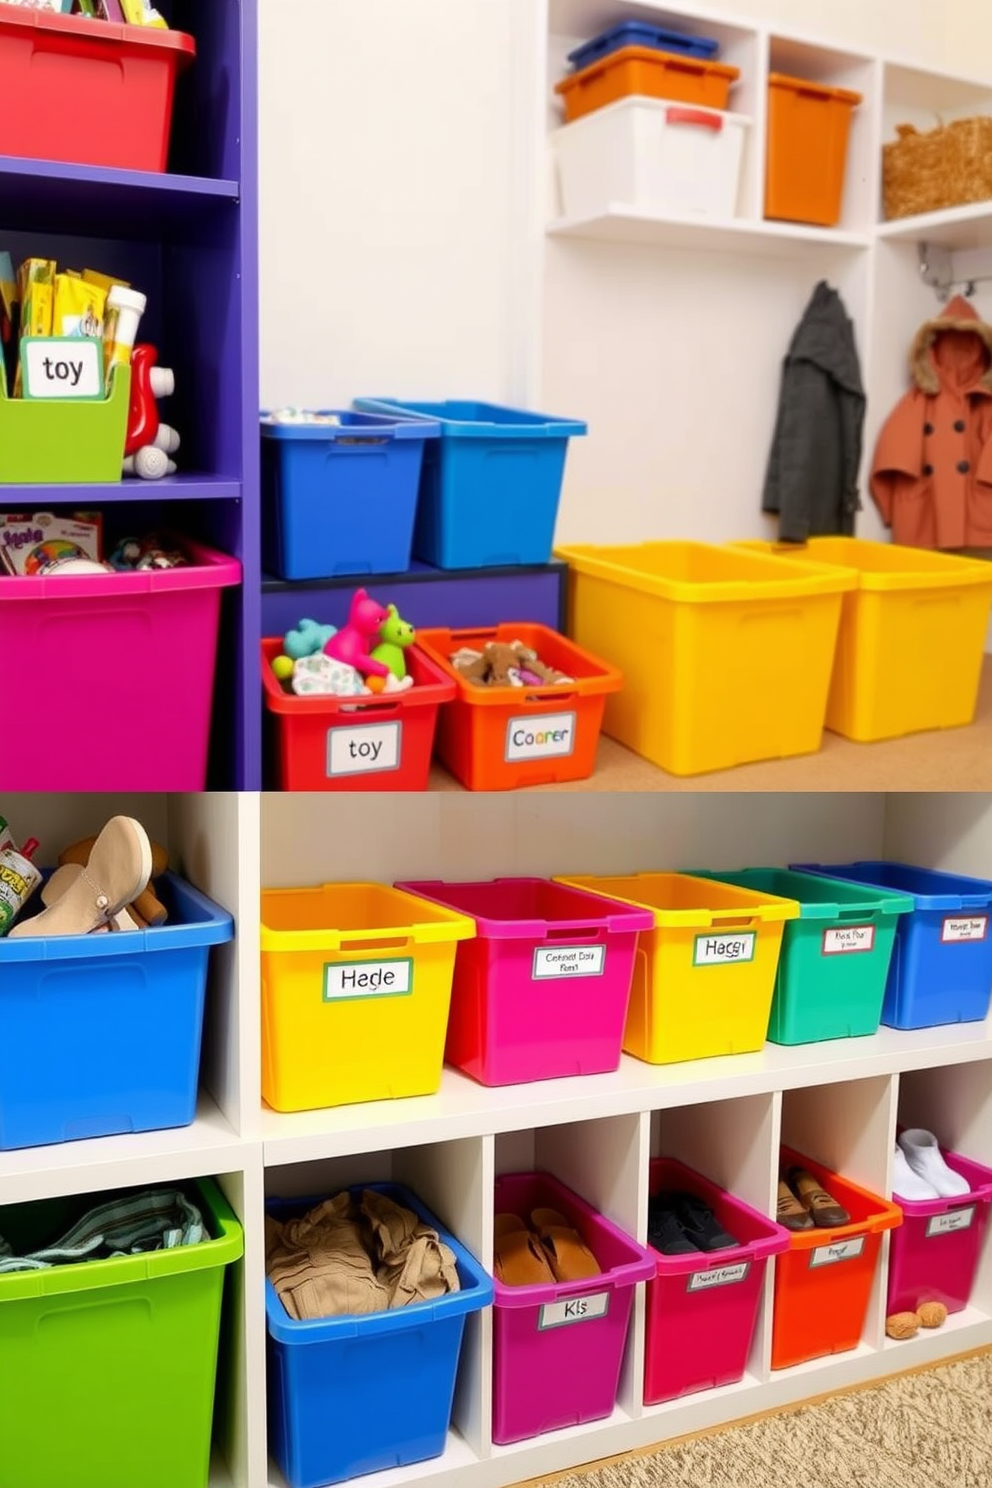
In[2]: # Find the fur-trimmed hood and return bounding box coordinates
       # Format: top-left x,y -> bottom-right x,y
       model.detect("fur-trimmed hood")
911,294 -> 992,394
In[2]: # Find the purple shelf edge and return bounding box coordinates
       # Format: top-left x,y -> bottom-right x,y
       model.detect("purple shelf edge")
0,153 -> 239,198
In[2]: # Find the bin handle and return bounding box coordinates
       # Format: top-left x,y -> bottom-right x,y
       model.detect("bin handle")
660,56 -> 706,76
666,106 -> 723,130
836,907 -> 880,922
337,698 -> 402,717
523,689 -> 578,705
338,933 -> 410,951
546,925 -> 605,943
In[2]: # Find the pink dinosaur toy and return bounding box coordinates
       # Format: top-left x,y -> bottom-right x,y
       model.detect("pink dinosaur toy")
324,588 -> 391,678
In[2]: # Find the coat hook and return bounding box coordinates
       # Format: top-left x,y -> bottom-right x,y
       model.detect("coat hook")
966,280 -> 977,298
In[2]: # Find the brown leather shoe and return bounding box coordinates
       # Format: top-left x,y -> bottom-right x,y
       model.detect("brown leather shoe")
788,1167 -> 851,1228
777,1178 -> 814,1231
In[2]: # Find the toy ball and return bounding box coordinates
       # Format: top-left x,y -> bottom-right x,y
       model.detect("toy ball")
885,1311 -> 920,1340
917,1301 -> 948,1329
271,655 -> 294,681
24,540 -> 87,575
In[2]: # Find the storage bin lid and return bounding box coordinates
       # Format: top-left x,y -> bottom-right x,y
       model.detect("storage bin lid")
792,861 -> 992,911
555,541 -> 856,602
554,871 -> 800,927
731,538 -> 992,593
768,73 -> 861,106
567,20 -> 720,70
778,1147 -> 902,1251
556,45 -> 740,95
259,881 -> 476,952
0,4 -> 195,64
260,410 -> 440,442
396,877 -> 654,938
690,867 -> 913,920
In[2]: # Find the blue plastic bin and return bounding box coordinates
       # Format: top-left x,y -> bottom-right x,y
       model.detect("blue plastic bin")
355,399 -> 587,570
567,20 -> 719,70
261,411 -> 440,580
266,1183 -> 493,1488
793,861 -> 992,1031
0,872 -> 233,1150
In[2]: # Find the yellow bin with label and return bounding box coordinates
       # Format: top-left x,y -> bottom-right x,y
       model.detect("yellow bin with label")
732,538 -> 992,742
555,541 -> 855,776
260,883 -> 475,1111
556,873 -> 798,1064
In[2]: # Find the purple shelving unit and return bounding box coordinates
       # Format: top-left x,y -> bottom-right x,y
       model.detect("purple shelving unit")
0,0 -> 260,788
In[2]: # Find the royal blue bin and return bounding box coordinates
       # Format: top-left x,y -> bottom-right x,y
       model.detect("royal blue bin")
567,20 -> 719,70
355,399 -> 587,570
261,411 -> 440,580
793,861 -> 992,1030
0,872 -> 232,1150
266,1183 -> 493,1488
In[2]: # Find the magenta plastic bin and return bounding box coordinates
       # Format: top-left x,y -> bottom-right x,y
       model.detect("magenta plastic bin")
644,1158 -> 790,1405
396,879 -> 653,1086
0,539 -> 241,791
492,1172 -> 655,1444
887,1144 -> 992,1316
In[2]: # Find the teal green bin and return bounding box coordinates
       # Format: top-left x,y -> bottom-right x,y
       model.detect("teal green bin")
0,1176 -> 243,1488
692,868 -> 913,1044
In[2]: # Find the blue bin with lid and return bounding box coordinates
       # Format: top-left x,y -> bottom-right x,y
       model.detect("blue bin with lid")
265,1182 -> 493,1488
793,861 -> 992,1030
355,398 -> 587,570
0,872 -> 233,1150
567,20 -> 719,71
261,410 -> 440,580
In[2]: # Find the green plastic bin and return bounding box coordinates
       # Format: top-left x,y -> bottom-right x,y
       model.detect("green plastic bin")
692,867 -> 913,1044
0,1176 -> 243,1488
0,365 -> 130,483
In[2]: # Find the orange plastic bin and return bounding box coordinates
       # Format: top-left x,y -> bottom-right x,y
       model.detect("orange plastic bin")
765,74 -> 861,226
556,46 -> 739,123
771,1148 -> 902,1370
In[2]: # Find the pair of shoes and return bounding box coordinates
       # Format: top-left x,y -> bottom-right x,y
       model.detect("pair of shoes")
777,1167 -> 851,1230
7,818 -> 153,939
648,1190 -> 737,1256
893,1130 -> 971,1200
494,1208 -> 599,1287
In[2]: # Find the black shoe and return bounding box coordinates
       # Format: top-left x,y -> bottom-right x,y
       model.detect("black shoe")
647,1192 -> 699,1255
669,1191 -> 738,1252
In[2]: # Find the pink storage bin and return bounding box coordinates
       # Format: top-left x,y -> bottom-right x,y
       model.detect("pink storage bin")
492,1171 -> 655,1444
644,1158 -> 790,1405
396,878 -> 653,1086
0,538 -> 240,790
887,1143 -> 992,1316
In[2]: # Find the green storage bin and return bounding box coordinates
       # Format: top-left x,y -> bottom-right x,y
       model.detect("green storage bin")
692,867 -> 913,1044
0,365 -> 130,483
0,1176 -> 242,1488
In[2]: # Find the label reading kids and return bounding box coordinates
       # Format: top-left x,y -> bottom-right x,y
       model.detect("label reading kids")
533,945 -> 606,979
686,1262 -> 750,1292
327,721 -> 401,778
538,1292 -> 609,1329
808,1236 -> 865,1268
323,959 -> 413,1001
926,1206 -> 975,1238
822,925 -> 876,955
693,931 -> 756,967
941,915 -> 989,944
505,713 -> 576,763
22,337 -> 103,400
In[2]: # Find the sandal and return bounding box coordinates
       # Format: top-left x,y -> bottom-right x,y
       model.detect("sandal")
531,1207 -> 600,1282
788,1167 -> 851,1228
493,1214 -> 555,1287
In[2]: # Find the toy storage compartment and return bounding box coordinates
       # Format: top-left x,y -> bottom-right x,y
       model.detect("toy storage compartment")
693,867 -> 912,1045
556,541 -> 853,777
554,99 -> 750,221
644,1158 -> 789,1404
771,1148 -> 901,1369
396,877 -> 653,1085
555,45 -> 740,124
0,538 -> 241,792
0,871 -> 232,1151
0,6 -> 195,173
0,1176 -> 242,1488
0,364 -> 130,484
794,861 -> 992,1030
554,872 -> 798,1065
262,637 -> 456,793
415,622 -> 622,791
567,21 -> 720,72
765,74 -> 862,227
266,1183 -> 492,1488
887,1145 -> 992,1316
354,399 -> 586,570
261,411 -> 440,581
492,1171 -> 654,1444
259,882 -> 474,1112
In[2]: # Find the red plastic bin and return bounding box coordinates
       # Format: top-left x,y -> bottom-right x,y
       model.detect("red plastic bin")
887,1142 -> 992,1316
0,4 -> 195,173
396,877 -> 653,1086
262,638 -> 455,792
645,1158 -> 790,1405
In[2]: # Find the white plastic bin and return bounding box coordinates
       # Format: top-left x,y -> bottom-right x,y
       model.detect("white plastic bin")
555,98 -> 749,220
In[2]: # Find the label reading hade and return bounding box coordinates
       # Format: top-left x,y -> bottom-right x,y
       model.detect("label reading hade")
22,337 -> 103,400
686,1261 -> 750,1292
323,958 -> 413,1001
925,1206 -> 975,1238
808,1235 -> 865,1268
327,721 -> 402,778
693,931 -> 756,967
505,712 -> 576,764
538,1291 -> 609,1329
822,924 -> 876,956
532,945 -> 606,980
940,915 -> 989,944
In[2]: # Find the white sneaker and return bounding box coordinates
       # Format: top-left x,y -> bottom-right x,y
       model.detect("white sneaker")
898,1129 -> 971,1198
893,1144 -> 940,1200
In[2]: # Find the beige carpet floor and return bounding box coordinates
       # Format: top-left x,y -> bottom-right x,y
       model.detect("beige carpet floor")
537,1352 -> 992,1487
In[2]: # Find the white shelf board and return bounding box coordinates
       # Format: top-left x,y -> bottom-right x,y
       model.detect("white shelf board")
877,200 -> 992,249
548,206 -> 871,254
881,1303 -> 992,1354
268,1431 -> 479,1488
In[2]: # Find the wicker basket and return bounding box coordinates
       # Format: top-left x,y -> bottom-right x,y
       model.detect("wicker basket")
884,117 -> 992,220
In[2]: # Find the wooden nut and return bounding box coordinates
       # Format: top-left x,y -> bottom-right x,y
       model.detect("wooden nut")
886,1311 -> 921,1340
917,1301 -> 948,1329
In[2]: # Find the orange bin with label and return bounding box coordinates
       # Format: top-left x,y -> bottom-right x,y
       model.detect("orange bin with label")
765,74 -> 862,226
556,46 -> 740,123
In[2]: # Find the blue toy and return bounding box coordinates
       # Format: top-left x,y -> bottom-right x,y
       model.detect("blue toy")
284,618 -> 336,661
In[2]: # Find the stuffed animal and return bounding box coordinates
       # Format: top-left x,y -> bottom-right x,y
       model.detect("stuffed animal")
371,603 -> 415,680
284,619 -> 336,661
454,640 -> 572,688
324,589 -> 391,679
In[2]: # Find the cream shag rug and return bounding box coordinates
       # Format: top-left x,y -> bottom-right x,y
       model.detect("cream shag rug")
539,1352 -> 992,1488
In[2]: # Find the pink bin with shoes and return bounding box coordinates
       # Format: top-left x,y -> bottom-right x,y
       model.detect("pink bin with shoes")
887,1143 -> 992,1316
492,1172 -> 655,1444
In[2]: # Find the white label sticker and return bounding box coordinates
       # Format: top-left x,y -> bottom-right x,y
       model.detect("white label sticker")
809,1235 -> 865,1268
323,959 -> 412,1001
327,721 -> 401,777
533,945 -> 606,979
822,924 -> 876,955
926,1206 -> 975,1238
941,915 -> 989,944
687,1261 -> 750,1292
538,1291 -> 610,1329
693,931 -> 756,967
505,713 -> 576,763
22,337 -> 103,400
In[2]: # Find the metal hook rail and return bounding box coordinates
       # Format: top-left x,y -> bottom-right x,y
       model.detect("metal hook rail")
919,241 -> 992,301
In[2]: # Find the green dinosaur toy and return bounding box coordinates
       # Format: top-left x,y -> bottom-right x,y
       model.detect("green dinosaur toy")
371,603 -> 416,680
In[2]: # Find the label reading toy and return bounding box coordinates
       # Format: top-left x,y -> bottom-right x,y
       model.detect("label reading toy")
532,945 -> 606,980
538,1292 -> 610,1329
505,713 -> 576,764
323,959 -> 413,1002
22,337 -> 103,400
926,1206 -> 975,1238
693,931 -> 756,967
822,925 -> 876,956
686,1261 -> 750,1293
940,915 -> 988,944
327,721 -> 402,778
808,1236 -> 865,1268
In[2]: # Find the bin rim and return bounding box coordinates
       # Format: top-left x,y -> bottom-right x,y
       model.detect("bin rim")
778,1147 -> 902,1251
553,871 -> 800,927
555,540 -> 856,603
648,1156 -> 791,1277
415,622 -> 623,706
891,1134 -> 992,1216
550,97 -> 753,139
261,637 -> 457,716
556,44 -> 740,97
0,4 -> 196,63
768,72 -> 861,105
354,397 -> 587,440
792,860 -> 992,913
0,537 -> 240,602
260,410 -> 440,442
730,538 -> 992,594
395,876 -> 655,940
259,881 -> 476,953
688,866 -> 914,921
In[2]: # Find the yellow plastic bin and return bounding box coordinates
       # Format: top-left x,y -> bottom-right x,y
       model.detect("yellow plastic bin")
260,883 -> 475,1112
555,873 -> 798,1064
733,539 -> 992,742
555,541 -> 854,776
